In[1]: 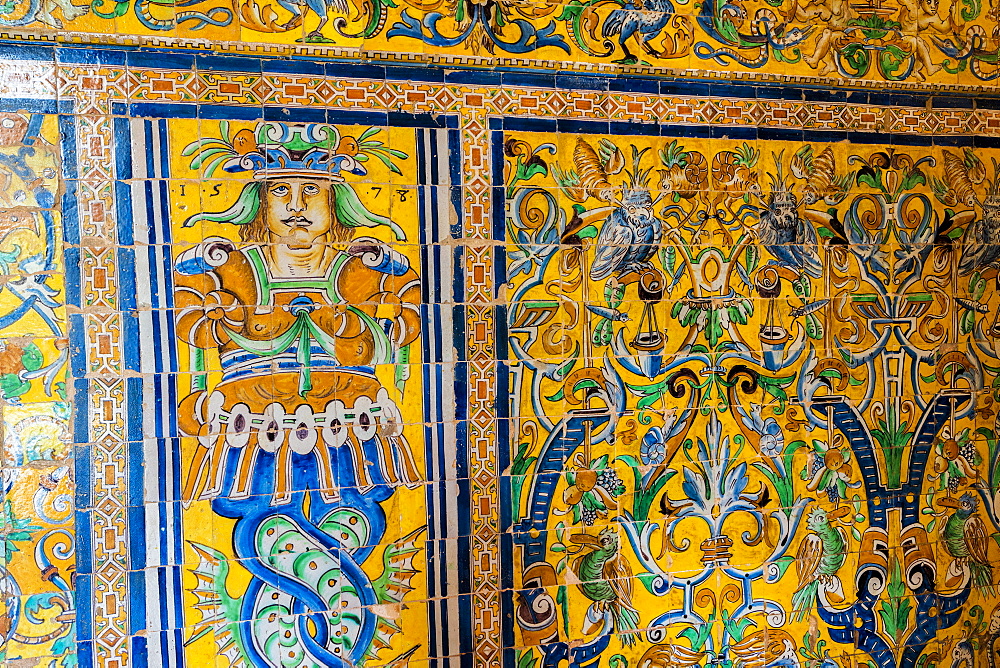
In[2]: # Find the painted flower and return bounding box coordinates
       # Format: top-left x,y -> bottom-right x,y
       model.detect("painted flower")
759,417 -> 784,458
640,427 -> 666,465
557,454 -> 625,526
803,441 -> 861,504
932,429 -> 980,493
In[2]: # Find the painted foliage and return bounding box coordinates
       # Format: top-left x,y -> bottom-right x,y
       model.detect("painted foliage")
2,0 -> 999,83
0,111 -> 75,668
504,133 -> 1000,668
168,120 -> 429,668
1,46 -> 1000,668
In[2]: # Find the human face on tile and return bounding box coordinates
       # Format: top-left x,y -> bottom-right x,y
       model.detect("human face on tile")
264,178 -> 333,248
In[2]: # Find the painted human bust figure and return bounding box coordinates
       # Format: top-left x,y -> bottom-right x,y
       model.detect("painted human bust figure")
173,122 -> 422,667
176,123 -> 421,503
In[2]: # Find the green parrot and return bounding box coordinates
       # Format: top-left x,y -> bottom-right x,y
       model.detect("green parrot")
939,493 -> 996,596
570,527 -> 642,646
791,505 -> 850,621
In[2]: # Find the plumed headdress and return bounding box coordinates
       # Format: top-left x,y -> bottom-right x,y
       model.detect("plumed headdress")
184,121 -> 406,179
181,122 -> 409,239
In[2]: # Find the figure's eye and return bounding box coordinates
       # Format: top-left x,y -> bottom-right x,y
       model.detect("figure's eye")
270,185 -> 289,197
303,184 -> 321,196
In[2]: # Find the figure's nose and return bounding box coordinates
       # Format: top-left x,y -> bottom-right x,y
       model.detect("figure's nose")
287,185 -> 306,213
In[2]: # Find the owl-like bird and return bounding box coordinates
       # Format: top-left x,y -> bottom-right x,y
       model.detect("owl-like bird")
950,639 -> 975,668
939,493 -> 995,595
928,149 -> 1000,275
958,176 -> 1000,276
791,505 -> 849,622
570,527 -> 641,645
755,163 -> 822,279
590,146 -> 661,281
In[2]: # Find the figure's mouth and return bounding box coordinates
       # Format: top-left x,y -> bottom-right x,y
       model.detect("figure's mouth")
278,218 -> 318,247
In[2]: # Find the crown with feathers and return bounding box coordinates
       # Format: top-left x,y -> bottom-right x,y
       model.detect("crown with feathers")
183,122 -> 406,180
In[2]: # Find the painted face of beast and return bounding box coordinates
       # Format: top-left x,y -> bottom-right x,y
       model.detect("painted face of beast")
983,193 -> 1000,243
764,190 -> 800,230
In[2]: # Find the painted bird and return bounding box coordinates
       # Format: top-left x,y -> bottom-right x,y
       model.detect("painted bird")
950,639 -> 975,668
590,146 -> 661,282
789,145 -> 851,206
929,151 -> 1000,276
958,178 -> 1000,276
730,628 -> 838,668
602,0 -> 676,64
791,505 -> 849,621
931,148 -> 986,209
570,527 -> 641,645
277,0 -> 348,39
939,493 -> 996,595
754,159 -> 822,279
553,137 -> 625,205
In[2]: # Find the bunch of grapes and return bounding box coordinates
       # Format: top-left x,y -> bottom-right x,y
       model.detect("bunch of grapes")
808,454 -> 839,503
597,468 -> 623,495
948,473 -> 962,494
810,455 -> 825,478
961,442 -> 977,465
580,507 -> 598,526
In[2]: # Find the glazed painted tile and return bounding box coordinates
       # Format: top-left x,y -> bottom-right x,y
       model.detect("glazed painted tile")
0,0 -> 998,659
0,111 -> 75,667
92,111 -> 464,668
501,132 -> 1000,668
3,0 -> 1000,86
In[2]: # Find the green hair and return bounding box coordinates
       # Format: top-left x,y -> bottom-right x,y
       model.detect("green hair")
182,180 -> 405,241
183,181 -> 263,228
330,182 -> 405,241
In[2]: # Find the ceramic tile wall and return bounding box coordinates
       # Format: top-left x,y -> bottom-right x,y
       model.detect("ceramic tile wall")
1,0 -> 999,85
0,0 -> 997,665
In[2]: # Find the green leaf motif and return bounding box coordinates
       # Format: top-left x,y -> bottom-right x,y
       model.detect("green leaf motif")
0,499 -> 41,562
744,244 -> 759,273
857,167 -> 882,191
517,649 -> 539,668
878,558 -> 912,642
960,309 -> 975,335
594,319 -> 613,347
0,373 -> 29,399
21,343 -> 43,373
805,313 -> 823,340
960,0 -> 981,21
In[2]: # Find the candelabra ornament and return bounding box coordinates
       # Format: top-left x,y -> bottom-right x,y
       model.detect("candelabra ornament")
631,268 -> 665,351
755,265 -> 789,344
